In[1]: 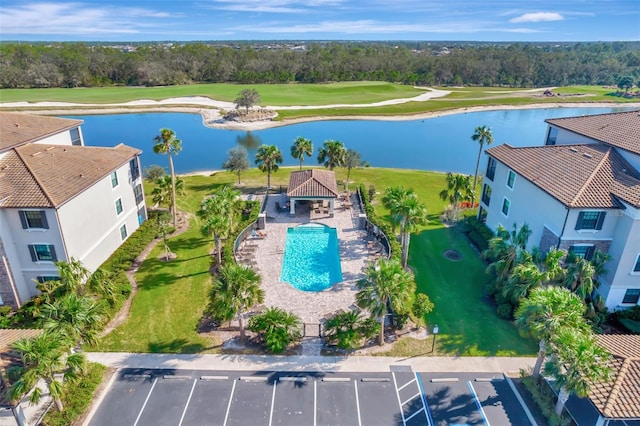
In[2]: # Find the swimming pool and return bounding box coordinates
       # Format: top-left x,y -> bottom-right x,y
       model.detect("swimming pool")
280,223 -> 343,292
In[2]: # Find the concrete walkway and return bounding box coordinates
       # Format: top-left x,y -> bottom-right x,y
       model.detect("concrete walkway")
86,352 -> 536,374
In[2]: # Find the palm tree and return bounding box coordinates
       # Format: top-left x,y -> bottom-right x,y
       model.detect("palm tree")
151,175 -> 184,212
382,187 -> 428,267
344,148 -> 363,191
545,327 -> 612,416
7,331 -> 86,412
290,136 -> 313,170
210,263 -> 264,338
514,286 -> 589,378
398,195 -> 428,267
317,139 -> 346,170
470,125 -> 494,206
153,128 -> 183,228
200,186 -> 238,266
438,172 -> 473,222
563,256 -> 596,301
356,258 -> 416,346
247,307 -> 302,353
502,248 -> 565,304
40,293 -> 104,347
255,144 -> 283,189
323,310 -> 375,351
483,223 -> 532,290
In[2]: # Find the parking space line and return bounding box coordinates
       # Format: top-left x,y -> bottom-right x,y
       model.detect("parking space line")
132,377 -> 157,426
397,378 -> 417,392
223,379 -> 236,426
467,380 -> 490,426
354,380 -> 362,426
178,379 -> 197,426
391,373 -> 407,426
415,373 -> 434,426
313,379 -> 317,426
268,380 -> 276,426
401,392 -> 421,406
405,407 -> 426,422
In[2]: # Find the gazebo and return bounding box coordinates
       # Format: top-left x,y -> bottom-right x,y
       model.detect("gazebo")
286,169 -> 339,215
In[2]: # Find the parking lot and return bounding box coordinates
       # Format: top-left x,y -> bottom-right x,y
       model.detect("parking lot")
88,368 -> 533,426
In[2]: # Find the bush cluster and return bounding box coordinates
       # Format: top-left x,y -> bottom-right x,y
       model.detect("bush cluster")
613,305 -> 640,333
461,216 -> 494,252
41,363 -> 107,426
358,185 -> 401,261
520,373 -> 572,426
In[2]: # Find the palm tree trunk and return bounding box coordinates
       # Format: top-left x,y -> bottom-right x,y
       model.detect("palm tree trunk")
379,316 -> 385,346
299,158 -> 303,170
554,387 -> 569,416
239,313 -> 245,338
533,339 -> 546,377
168,152 -> 178,228
215,237 -> 222,266
54,397 -> 64,412
402,232 -> 411,267
471,143 -> 483,207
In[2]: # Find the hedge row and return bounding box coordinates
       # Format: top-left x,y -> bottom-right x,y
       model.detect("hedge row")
461,216 -> 494,252
358,185 -> 401,261
520,374 -> 572,426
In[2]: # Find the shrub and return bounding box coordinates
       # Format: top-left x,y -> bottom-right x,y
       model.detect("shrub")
358,185 -> 401,261
462,216 -> 494,251
248,307 -> 302,353
614,306 -> 640,334
497,303 -> 513,319
520,372 -> 572,426
42,362 -> 107,426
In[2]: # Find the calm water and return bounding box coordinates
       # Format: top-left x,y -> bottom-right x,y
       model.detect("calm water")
280,224 -> 342,292
69,106 -> 629,174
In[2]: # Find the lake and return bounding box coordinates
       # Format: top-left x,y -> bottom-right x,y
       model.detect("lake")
69,107 -> 630,175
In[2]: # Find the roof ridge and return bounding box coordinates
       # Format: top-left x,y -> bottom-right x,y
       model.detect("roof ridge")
603,357 -> 632,417
570,146 -> 611,206
12,148 -> 55,207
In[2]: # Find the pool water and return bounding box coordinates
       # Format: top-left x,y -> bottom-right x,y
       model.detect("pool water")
280,223 -> 343,292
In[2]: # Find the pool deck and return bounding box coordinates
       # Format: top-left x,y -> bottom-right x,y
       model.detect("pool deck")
236,194 -> 385,324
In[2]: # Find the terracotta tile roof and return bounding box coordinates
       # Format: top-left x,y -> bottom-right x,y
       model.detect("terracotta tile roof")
588,335 -> 640,420
0,112 -> 83,153
0,329 -> 43,353
545,110 -> 640,155
486,143 -> 640,209
287,169 -> 339,198
0,143 -> 141,208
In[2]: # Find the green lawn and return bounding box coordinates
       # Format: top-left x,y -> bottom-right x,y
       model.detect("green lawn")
96,167 -> 535,355
0,81 -> 423,106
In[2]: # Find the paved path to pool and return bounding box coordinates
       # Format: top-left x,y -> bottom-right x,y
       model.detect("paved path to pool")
240,194 -> 377,324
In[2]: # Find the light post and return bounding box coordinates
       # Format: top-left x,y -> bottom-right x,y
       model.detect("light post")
431,324 -> 439,352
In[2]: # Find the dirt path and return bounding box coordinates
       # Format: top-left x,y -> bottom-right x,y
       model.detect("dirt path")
98,211 -> 191,338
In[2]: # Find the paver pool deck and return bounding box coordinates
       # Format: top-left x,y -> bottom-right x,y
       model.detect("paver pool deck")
237,195 -> 380,324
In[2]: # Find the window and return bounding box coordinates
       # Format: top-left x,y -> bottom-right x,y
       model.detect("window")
622,289 -> 640,304
130,158 -> 140,181
110,171 -> 119,188
569,245 -> 595,261
501,198 -> 510,216
545,127 -> 558,146
134,184 -> 144,205
37,276 -> 59,283
486,157 -> 496,181
633,254 -> 640,273
115,199 -> 123,215
28,244 -> 57,262
120,224 -> 128,240
575,211 -> 606,230
70,128 -> 81,146
481,184 -> 492,206
19,210 -> 48,229
506,170 -> 516,189
478,206 -> 487,224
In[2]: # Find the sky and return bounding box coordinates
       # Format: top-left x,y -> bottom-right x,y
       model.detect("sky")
1,0 -> 639,42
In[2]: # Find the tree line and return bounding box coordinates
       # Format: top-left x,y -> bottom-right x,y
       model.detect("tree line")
1,41 -> 639,88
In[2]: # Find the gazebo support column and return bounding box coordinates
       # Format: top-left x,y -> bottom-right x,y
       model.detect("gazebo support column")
290,198 -> 296,214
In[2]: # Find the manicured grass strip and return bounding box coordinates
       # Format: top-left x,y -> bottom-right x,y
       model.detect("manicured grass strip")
410,226 -> 537,356
0,82 -> 423,105
42,362 -> 107,426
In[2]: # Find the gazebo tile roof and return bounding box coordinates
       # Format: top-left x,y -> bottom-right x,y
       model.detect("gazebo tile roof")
287,169 -> 339,198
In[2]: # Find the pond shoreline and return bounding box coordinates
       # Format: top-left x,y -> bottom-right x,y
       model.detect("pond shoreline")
3,101 -> 639,131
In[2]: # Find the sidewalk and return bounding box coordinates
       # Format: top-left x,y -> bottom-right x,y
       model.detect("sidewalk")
86,352 -> 536,374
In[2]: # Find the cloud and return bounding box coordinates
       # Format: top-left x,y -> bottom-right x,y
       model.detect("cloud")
509,12 -> 563,23
208,0 -> 344,13
0,2 -> 172,35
